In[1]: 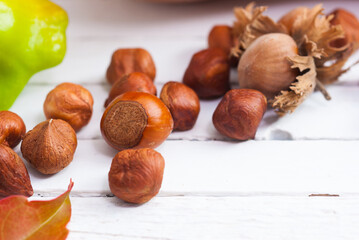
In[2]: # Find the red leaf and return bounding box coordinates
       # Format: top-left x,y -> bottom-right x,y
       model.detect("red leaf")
0,180 -> 74,240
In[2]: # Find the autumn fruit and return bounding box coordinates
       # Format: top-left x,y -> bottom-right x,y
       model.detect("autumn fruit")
21,119 -> 78,175
0,111 -> 26,148
160,81 -> 200,131
43,82 -> 94,132
213,89 -> 267,140
238,33 -> 299,100
105,72 -> 157,107
183,48 -> 230,99
108,148 -> 165,204
0,144 -> 33,198
106,48 -> 156,84
232,3 -> 355,115
101,92 -> 173,151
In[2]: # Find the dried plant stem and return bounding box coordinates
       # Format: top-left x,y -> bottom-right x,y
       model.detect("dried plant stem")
315,79 -> 331,100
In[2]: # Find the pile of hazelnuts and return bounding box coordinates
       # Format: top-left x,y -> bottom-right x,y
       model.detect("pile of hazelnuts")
0,25 -> 266,204
0,83 -> 94,198
100,25 -> 267,204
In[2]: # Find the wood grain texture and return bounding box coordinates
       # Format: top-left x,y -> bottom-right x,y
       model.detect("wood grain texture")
11,84 -> 359,141
17,139 -> 359,196
57,196 -> 359,240
7,0 -> 359,239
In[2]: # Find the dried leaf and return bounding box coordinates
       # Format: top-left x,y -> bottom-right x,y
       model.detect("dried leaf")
290,4 -> 325,49
272,55 -> 316,115
232,3 -> 287,57
0,180 -> 74,240
289,4 -> 351,83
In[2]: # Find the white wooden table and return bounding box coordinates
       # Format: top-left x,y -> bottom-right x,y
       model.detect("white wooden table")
9,0 -> 359,239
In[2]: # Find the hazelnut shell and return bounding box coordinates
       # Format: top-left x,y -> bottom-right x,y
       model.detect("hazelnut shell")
0,111 -> 26,148
105,72 -> 157,107
0,144 -> 33,198
238,33 -> 299,100
106,48 -> 156,85
101,92 -> 173,151
212,89 -> 267,140
160,81 -> 200,131
108,148 -> 165,204
208,25 -> 234,54
183,48 -> 230,99
43,82 -> 94,132
21,119 -> 78,175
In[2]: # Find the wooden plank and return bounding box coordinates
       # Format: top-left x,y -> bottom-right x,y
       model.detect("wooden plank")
18,139 -> 359,195
29,37 -> 359,85
11,84 -> 359,140
51,0 -> 359,39
42,196 -> 358,240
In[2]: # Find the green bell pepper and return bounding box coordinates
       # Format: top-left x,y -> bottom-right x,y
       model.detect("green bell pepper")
0,0 -> 68,110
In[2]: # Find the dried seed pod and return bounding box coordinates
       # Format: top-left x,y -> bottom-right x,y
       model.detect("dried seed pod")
329,8 -> 359,50
21,119 -> 77,175
183,48 -> 230,99
160,81 -> 200,131
238,33 -> 299,99
101,92 -> 173,151
105,72 -> 157,107
0,111 -> 26,148
0,144 -> 33,198
212,89 -> 267,140
108,148 -> 165,204
44,82 -> 94,132
278,7 -> 308,33
106,48 -> 156,85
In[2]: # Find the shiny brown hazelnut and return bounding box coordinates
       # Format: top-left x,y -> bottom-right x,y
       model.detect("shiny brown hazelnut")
0,111 -> 26,148
108,148 -> 165,204
208,25 -> 239,67
212,89 -> 267,140
329,8 -> 359,50
43,82 -> 94,132
106,48 -> 156,85
0,144 -> 33,198
208,25 -> 234,54
160,81 -> 200,131
21,119 -> 78,175
183,48 -> 230,99
105,72 -> 157,107
101,92 -> 173,151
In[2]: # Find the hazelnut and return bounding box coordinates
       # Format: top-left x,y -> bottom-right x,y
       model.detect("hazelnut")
105,72 -> 157,107
208,25 -> 234,54
160,81 -> 200,131
0,111 -> 26,148
183,48 -> 230,99
106,48 -> 156,85
21,119 -> 77,175
212,89 -> 267,140
43,82 -> 94,132
108,148 -> 165,204
0,144 -> 33,198
237,33 -> 298,100
329,9 -> 359,50
208,25 -> 239,67
101,92 -> 173,151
